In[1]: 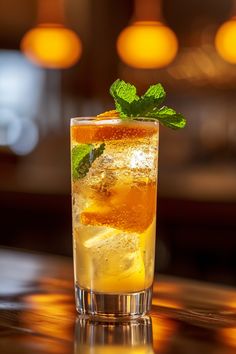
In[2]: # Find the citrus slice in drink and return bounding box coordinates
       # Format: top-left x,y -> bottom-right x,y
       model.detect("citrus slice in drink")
71,122 -> 158,144
96,109 -> 119,118
80,182 -> 156,233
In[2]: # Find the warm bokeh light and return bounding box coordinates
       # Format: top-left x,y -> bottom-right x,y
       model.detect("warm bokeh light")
21,24 -> 82,69
116,21 -> 178,69
220,328 -> 236,348
152,297 -> 182,309
22,293 -> 74,340
215,18 -> 236,64
152,316 -> 177,353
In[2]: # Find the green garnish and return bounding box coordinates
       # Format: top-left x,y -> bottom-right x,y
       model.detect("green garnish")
110,79 -> 186,129
72,143 -> 105,180
72,80 -> 186,180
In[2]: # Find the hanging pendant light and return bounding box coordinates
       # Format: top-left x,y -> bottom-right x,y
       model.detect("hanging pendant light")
215,0 -> 236,64
21,0 -> 82,69
116,0 -> 178,69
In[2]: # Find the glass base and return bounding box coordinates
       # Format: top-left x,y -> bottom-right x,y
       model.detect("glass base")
75,285 -> 152,321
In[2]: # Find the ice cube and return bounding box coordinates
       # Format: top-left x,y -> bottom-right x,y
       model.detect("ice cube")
85,154 -> 117,195
84,228 -> 139,251
84,227 -> 142,276
83,227 -> 120,248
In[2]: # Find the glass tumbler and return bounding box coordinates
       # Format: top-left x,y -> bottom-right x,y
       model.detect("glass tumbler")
71,117 -> 159,320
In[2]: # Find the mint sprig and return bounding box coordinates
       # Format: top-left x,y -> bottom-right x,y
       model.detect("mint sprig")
110,79 -> 186,129
72,143 -> 105,180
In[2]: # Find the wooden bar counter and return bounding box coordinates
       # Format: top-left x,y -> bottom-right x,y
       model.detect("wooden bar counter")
0,248 -> 236,353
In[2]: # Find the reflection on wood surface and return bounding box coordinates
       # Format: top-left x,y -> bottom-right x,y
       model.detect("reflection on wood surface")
0,248 -> 236,354
74,317 -> 154,354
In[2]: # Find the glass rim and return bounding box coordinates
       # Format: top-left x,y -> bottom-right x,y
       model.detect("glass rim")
70,117 -> 159,126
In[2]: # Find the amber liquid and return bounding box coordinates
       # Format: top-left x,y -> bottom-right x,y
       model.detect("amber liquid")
71,119 -> 158,294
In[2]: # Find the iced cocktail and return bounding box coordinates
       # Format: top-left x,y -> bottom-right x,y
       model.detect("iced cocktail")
71,117 -> 158,319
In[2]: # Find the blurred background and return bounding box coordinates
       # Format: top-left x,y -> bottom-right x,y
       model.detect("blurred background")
0,0 -> 236,286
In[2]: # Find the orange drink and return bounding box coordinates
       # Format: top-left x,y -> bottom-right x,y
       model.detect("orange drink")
71,117 -> 159,320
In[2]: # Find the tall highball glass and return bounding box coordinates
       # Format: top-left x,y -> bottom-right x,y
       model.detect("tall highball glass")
71,117 -> 159,320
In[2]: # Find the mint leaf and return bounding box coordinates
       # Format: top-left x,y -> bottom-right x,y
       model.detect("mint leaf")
110,79 -> 139,103
92,143 -> 106,161
110,79 -> 139,117
128,84 -> 166,117
154,106 -> 186,129
72,144 -> 92,180
142,83 -> 166,107
72,143 -> 105,180
110,79 -> 187,129
139,106 -> 186,129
